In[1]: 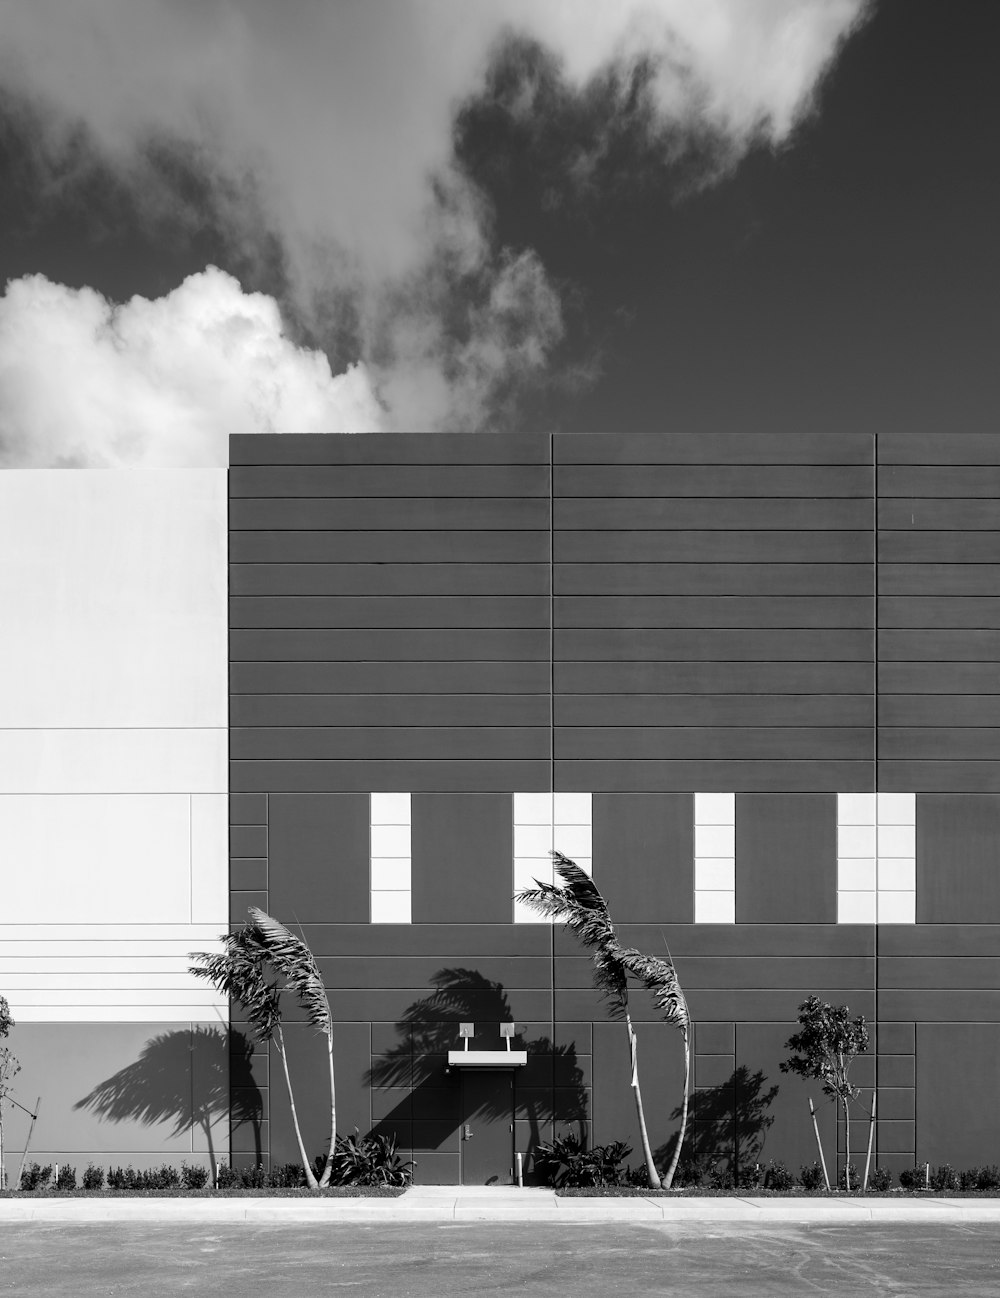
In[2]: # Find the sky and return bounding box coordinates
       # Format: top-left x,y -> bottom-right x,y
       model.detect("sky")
0,0 -> 996,467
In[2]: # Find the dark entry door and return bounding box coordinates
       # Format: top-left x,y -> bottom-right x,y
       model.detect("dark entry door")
460,1070 -> 514,1185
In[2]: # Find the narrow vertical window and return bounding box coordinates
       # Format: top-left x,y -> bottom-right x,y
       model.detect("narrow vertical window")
694,792 -> 735,923
370,792 -> 411,923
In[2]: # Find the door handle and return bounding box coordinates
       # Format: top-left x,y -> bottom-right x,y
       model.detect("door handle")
463,1125 -> 473,1140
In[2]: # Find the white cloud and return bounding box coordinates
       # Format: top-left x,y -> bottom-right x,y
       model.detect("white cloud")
0,268 -> 384,467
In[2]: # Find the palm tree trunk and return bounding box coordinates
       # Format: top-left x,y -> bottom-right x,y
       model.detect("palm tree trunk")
317,1028 -> 337,1188
274,1024 -> 318,1189
626,1013 -> 659,1189
843,1096 -> 851,1191
0,1105 -> 5,1190
662,1023 -> 690,1189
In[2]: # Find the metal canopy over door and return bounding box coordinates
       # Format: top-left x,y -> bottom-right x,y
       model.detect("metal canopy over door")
460,1070 -> 514,1185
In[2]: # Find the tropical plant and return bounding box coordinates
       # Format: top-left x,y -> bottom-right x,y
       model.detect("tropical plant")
532,1133 -> 633,1188
515,853 -> 660,1189
330,1131 -> 413,1186
190,917 -> 321,1187
0,996 -> 17,1191
780,996 -> 869,1191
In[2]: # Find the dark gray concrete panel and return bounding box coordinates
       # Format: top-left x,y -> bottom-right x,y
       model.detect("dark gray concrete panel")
231,496 -> 549,531
880,729 -> 1000,761
877,1022 -> 915,1053
881,696 -> 1000,726
231,628 -> 550,661
231,530 -> 548,563
878,761 -> 1000,792
555,760 -> 873,793
917,1023 -> 1000,1166
558,728 -> 872,760
592,792 -> 694,924
879,956 -> 1000,988
232,562 -> 551,597
555,596 -> 873,629
878,464 -> 1000,496
231,432 -> 552,464
233,694 -> 549,728
554,431 -> 873,463
559,694 -> 874,727
879,432 -> 1000,464
879,629 -> 1000,660
556,660 -> 874,694
879,926 -> 1000,957
267,793 -> 370,923
879,662 -> 1000,694
230,824 -> 267,857
916,794 -> 1000,923
880,563 -> 1000,596
556,463 -> 873,497
735,795 -> 837,925
555,562 -> 873,596
605,923 -> 874,958
881,990 -> 1000,1020
878,532 -> 1000,562
229,793 -> 268,825
558,955 -> 874,989
299,923 -> 551,957
230,464 -> 549,497
230,595 -> 550,629
317,955 -> 549,987
556,530 -> 874,564
556,498 -> 872,530
233,661 -> 551,695
555,628 -> 873,662
411,794 -> 514,924
879,597 -> 1000,629
231,759 -> 549,794
557,986 -> 875,1023
231,727 -> 549,761
879,498 -> 1000,530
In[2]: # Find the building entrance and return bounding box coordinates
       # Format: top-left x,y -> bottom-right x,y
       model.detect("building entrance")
459,1070 -> 514,1185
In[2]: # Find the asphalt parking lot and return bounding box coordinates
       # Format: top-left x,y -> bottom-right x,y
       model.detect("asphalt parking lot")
1,1221 -> 998,1297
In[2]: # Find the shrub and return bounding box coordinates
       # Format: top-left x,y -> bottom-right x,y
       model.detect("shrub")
82,1163 -> 105,1191
214,1163 -> 239,1188
868,1166 -> 892,1192
930,1163 -> 960,1192
838,1163 -> 859,1192
180,1163 -> 210,1190
706,1158 -> 734,1191
799,1162 -> 825,1191
763,1160 -> 795,1191
974,1165 -> 1000,1191
268,1162 -> 305,1188
737,1162 -> 763,1191
55,1165 -> 77,1191
898,1165 -> 925,1190
19,1163 -> 53,1191
331,1131 -> 414,1187
533,1134 -> 631,1189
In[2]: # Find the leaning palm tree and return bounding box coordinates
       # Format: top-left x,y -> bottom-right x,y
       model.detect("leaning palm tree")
190,919 -> 321,1188
249,908 -> 337,1188
616,943 -> 691,1189
515,853 -> 660,1190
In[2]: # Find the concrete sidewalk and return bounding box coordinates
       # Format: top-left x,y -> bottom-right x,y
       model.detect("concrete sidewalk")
2,1185 -> 1000,1224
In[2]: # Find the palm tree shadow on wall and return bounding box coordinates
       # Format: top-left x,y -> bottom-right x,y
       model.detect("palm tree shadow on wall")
655,1066 -> 778,1184
74,1027 -> 263,1176
366,968 -> 587,1167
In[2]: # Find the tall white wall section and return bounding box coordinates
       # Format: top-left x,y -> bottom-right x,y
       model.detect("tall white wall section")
0,470 -> 228,1022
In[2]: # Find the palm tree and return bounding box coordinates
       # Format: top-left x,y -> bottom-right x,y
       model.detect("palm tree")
515,853 -> 660,1190
190,920 -> 320,1188
616,943 -> 691,1189
249,908 -> 337,1189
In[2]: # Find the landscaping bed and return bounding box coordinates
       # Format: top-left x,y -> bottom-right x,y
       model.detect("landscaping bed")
0,1186 -> 406,1198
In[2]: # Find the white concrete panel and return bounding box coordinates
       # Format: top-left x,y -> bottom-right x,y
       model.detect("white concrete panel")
0,470 -> 227,729
838,793 -> 876,825
838,825 -> 877,858
370,824 -> 412,857
513,858 -> 552,890
879,858 -> 916,891
0,794 -> 190,923
878,824 -> 916,858
695,823 -> 735,858
695,792 -> 735,825
694,891 -> 735,924
513,793 -> 552,825
190,794 -> 228,924
14,1005 -> 226,1023
554,825 -> 592,860
370,858 -> 412,890
570,857 -> 592,877
370,792 -> 411,824
878,793 -> 916,825
878,892 -> 916,924
370,892 -> 411,924
838,858 -> 877,891
838,891 -> 877,924
694,858 -> 735,891
553,792 -> 591,823
12,989 -> 224,1006
0,972 -> 218,988
0,728 -> 226,794
0,957 -> 202,973
0,925 -> 224,943
514,824 -> 552,858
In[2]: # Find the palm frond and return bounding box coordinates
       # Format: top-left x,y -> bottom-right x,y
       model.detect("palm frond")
250,908 -> 332,1037
617,946 -> 690,1030
190,925 -> 282,1042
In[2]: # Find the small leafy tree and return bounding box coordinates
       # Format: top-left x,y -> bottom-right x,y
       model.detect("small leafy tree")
516,853 -> 660,1189
780,995 -> 869,1190
0,997 -> 17,1190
